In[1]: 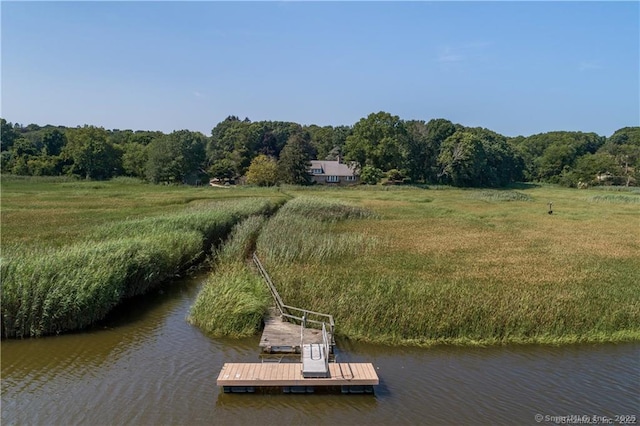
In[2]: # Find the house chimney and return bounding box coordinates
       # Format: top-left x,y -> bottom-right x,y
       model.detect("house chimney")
336,155 -> 341,164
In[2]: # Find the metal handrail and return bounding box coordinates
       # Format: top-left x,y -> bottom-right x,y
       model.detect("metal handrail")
253,253 -> 335,342
322,323 -> 330,371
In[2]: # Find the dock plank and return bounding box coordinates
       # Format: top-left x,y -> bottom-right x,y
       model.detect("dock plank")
217,363 -> 379,387
260,308 -> 332,353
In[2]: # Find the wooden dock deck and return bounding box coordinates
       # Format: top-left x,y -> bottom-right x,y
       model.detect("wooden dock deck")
217,254 -> 378,395
217,362 -> 379,387
260,308 -> 333,354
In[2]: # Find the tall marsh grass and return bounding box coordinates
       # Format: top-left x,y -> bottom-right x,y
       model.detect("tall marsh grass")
189,197 -> 379,338
587,194 -> 640,204
188,216 -> 270,337
257,196 -> 378,264
468,190 -> 533,202
253,188 -> 640,346
1,198 -> 281,338
277,196 -> 378,222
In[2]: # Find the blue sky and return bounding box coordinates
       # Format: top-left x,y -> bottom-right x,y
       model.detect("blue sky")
2,1 -> 638,137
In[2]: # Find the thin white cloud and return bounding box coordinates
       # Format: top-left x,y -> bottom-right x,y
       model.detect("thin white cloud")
579,61 -> 602,71
436,41 -> 492,63
437,53 -> 464,63
193,91 -> 205,98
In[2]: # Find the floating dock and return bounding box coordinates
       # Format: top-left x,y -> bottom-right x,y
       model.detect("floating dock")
217,362 -> 378,393
217,254 -> 378,395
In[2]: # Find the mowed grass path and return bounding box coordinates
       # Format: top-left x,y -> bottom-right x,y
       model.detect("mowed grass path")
256,185 -> 639,345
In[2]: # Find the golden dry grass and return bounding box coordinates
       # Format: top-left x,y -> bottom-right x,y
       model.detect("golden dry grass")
257,184 -> 640,345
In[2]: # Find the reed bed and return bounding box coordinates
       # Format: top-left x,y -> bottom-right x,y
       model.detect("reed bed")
468,190 -> 533,202
254,187 -> 639,346
256,197 -> 379,264
587,194 -> 640,204
276,196 -> 379,222
1,198 -> 281,338
190,197 -> 379,338
188,215 -> 269,337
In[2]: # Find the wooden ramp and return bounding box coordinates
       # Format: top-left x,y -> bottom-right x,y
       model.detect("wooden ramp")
217,362 -> 379,387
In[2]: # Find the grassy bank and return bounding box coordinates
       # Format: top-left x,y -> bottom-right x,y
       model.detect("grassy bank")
0,176 -> 286,337
188,216 -> 270,337
3,176 -> 638,345
188,197 -> 378,338
254,186 -> 639,346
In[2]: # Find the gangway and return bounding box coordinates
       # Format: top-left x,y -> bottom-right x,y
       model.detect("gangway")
301,323 -> 330,378
215,254 -> 378,394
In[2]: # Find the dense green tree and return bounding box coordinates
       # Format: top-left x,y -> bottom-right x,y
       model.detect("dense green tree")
62,126 -> 119,179
2,116 -> 637,189
208,158 -> 236,180
386,168 -> 405,182
423,119 -> 458,182
245,154 -> 278,186
511,131 -> 604,182
11,137 -> 40,158
305,125 -> 333,160
326,125 -> 352,160
466,127 -> 523,186
607,127 -> 640,146
208,118 -> 304,178
278,133 -> 313,185
344,111 -> 408,171
1,118 -> 20,152
146,130 -> 206,183
360,165 -> 384,185
599,127 -> 640,183
438,131 -> 487,187
121,142 -> 149,178
207,119 -> 251,177
404,120 -> 429,182
41,129 -> 66,156
560,153 -> 622,187
253,121 -> 302,158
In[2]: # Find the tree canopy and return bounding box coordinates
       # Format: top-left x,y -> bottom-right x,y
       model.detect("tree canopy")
278,132 -> 313,185
1,115 -> 637,188
245,154 -> 278,186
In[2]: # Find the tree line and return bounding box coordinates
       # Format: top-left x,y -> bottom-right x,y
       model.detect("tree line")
1,114 -> 638,188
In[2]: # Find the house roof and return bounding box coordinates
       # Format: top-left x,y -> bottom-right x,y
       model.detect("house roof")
309,160 -> 358,177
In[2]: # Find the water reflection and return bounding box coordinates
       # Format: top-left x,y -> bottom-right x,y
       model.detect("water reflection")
2,272 -> 638,426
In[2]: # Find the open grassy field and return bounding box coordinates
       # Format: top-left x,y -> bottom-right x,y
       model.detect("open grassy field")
254,184 -> 640,345
2,175 -> 638,344
0,175 -> 286,248
0,175 -> 287,337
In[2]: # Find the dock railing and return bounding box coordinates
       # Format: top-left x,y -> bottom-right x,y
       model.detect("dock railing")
253,253 -> 335,344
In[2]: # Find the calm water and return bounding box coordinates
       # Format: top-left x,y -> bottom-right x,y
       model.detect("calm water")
2,275 -> 638,425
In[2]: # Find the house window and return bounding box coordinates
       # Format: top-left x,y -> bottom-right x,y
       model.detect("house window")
327,176 -> 339,183
345,176 -> 356,181
311,168 -> 323,174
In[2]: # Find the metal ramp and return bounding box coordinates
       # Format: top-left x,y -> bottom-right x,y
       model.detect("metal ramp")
301,323 -> 330,378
